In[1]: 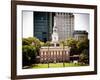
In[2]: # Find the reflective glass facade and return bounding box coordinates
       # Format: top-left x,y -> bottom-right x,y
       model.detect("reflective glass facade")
34,12 -> 52,42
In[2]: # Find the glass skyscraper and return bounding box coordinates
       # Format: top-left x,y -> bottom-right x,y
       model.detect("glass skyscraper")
34,12 -> 53,42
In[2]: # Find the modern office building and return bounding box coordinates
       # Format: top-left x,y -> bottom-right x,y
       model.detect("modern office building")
34,12 -> 53,42
33,12 -> 74,42
55,13 -> 74,41
73,30 -> 88,40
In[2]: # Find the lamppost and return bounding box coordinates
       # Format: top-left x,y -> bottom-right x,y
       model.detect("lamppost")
46,41 -> 50,68
61,41 -> 65,67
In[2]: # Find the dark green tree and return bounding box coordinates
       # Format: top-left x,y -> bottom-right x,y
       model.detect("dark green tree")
22,38 -> 31,45
77,39 -> 89,53
22,45 -> 37,67
66,38 -> 78,56
77,39 -> 89,64
66,38 -> 78,47
22,37 -> 44,67
80,49 -> 89,64
22,37 -> 44,55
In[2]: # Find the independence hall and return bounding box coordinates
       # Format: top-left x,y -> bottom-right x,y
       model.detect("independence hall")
39,47 -> 70,63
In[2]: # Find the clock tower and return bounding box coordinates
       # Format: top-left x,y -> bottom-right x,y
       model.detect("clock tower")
51,16 -> 59,47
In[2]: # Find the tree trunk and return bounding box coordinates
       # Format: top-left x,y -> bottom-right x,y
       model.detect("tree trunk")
48,46 -> 49,68
63,44 -> 65,67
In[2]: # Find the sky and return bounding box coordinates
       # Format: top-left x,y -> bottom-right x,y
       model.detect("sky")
74,13 -> 90,33
22,11 -> 90,38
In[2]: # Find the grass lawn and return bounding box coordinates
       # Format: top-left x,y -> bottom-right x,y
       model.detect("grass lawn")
31,63 -> 88,69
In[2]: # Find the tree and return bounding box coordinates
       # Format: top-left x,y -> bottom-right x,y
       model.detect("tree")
22,38 -> 31,45
22,37 -> 44,67
22,37 -> 42,47
70,46 -> 78,56
22,45 -> 37,67
77,39 -> 89,64
66,38 -> 89,64
22,37 -> 44,55
60,40 -> 66,67
66,38 -> 78,56
66,38 -> 78,47
77,39 -> 89,54
80,49 -> 89,64
46,41 -> 51,68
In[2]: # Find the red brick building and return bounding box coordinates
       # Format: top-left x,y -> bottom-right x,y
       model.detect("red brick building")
39,46 -> 70,63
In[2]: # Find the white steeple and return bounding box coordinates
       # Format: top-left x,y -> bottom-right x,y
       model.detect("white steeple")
52,16 -> 59,43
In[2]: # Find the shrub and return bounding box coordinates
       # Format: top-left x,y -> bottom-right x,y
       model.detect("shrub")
79,49 -> 89,64
22,45 -> 37,66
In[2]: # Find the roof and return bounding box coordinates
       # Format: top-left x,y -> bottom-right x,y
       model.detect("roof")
73,30 -> 88,35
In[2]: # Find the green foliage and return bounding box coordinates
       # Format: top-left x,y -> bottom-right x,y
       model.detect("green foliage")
22,37 -> 44,66
60,40 -> 66,47
40,41 -> 45,46
77,39 -> 89,64
79,49 -> 89,64
77,39 -> 89,53
22,37 -> 45,55
70,46 -> 78,56
22,37 -> 42,47
66,38 -> 78,47
22,38 -> 31,45
43,41 -> 51,46
22,45 -> 37,66
66,38 -> 89,64
66,38 -> 78,55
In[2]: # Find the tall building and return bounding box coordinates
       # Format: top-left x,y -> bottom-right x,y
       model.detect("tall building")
33,12 -> 74,42
73,30 -> 88,40
55,13 -> 74,41
51,16 -> 59,47
34,12 -> 53,42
